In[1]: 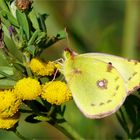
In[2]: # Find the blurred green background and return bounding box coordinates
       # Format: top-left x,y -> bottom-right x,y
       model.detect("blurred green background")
0,0 -> 140,139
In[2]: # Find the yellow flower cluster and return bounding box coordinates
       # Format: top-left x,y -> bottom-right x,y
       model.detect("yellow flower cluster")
14,77 -> 71,105
41,81 -> 72,105
30,58 -> 61,76
14,77 -> 41,100
0,113 -> 19,129
0,90 -> 21,129
0,76 -> 72,129
0,90 -> 21,118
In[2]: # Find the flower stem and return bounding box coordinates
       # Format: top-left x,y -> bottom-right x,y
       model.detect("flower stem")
14,129 -> 29,140
47,105 -> 56,117
47,105 -> 84,139
122,0 -> 140,58
23,52 -> 33,77
54,121 -> 84,140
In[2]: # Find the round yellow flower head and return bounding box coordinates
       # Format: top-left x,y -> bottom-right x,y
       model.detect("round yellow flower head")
0,113 -> 20,129
41,81 -> 72,105
0,90 -> 21,118
30,58 -> 58,76
14,77 -> 41,100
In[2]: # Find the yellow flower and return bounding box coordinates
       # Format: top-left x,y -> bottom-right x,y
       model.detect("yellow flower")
30,58 -> 57,76
14,77 -> 41,100
0,113 -> 20,129
0,90 -> 21,118
41,81 -> 72,105
54,63 -> 62,71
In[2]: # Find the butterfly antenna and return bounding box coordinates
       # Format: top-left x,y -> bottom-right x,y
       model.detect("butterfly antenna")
64,27 -> 71,49
64,28 -> 76,57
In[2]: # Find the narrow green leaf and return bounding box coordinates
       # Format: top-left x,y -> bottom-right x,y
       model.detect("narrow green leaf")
116,113 -> 130,136
0,12 -> 10,28
28,30 -> 40,45
124,96 -> 137,124
16,10 -> 30,40
1,23 -> 10,38
13,62 -> 26,73
25,100 -> 47,112
4,35 -> 24,62
0,49 -> 9,66
34,116 -> 51,122
134,130 -> 140,138
0,79 -> 16,89
0,0 -> 9,12
39,77 -> 49,84
19,109 -> 32,113
25,114 -> 40,123
28,9 -> 40,30
35,32 -> 46,45
0,66 -> 13,78
26,45 -> 36,56
61,105 -> 66,116
0,10 -> 18,27
56,30 -> 66,40
38,13 -> 48,32
11,68 -> 24,81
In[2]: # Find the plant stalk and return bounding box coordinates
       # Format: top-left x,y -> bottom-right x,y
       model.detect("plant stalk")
122,0 -> 140,58
23,52 -> 33,77
14,130 -> 29,140
54,121 -> 84,140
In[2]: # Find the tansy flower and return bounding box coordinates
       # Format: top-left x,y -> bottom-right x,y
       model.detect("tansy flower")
0,113 -> 20,129
41,81 -> 72,105
14,77 -> 41,100
0,90 -> 21,118
30,58 -> 61,76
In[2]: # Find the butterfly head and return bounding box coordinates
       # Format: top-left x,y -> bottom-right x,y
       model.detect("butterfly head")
63,48 -> 77,60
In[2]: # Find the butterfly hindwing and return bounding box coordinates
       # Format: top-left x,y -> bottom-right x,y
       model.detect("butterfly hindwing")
81,53 -> 140,94
64,55 -> 127,118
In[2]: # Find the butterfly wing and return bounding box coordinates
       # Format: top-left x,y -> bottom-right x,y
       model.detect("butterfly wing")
64,55 -> 127,119
81,53 -> 140,94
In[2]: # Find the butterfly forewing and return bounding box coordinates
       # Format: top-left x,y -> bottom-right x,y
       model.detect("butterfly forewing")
64,55 -> 127,119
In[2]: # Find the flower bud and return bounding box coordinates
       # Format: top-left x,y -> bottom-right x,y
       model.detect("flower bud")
16,0 -> 32,11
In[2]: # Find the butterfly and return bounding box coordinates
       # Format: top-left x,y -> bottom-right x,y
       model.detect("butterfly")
63,49 -> 140,119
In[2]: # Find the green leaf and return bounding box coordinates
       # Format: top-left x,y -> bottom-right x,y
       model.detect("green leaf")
28,30 -> 40,45
116,112 -> 130,136
13,62 -> 26,73
19,109 -> 32,113
39,77 -> 49,84
34,115 -> 51,122
0,49 -> 9,66
24,100 -> 48,112
35,31 -> 46,45
0,79 -> 16,89
0,10 -> 19,27
16,10 -> 30,40
60,105 -> 66,116
26,45 -> 36,56
28,9 -> 40,30
0,12 -> 10,28
25,114 -> 41,123
1,23 -> 10,38
38,13 -> 48,32
0,0 -> 9,12
4,35 -> 24,62
11,67 -> 24,81
56,30 -> 66,40
0,66 -> 14,78
124,95 -> 139,124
